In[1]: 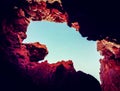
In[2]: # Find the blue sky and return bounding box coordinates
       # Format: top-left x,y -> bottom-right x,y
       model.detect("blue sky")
23,20 -> 101,82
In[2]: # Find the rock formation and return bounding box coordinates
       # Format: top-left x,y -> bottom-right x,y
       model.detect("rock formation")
1,0 -> 120,91
0,0 -> 102,91
97,40 -> 120,91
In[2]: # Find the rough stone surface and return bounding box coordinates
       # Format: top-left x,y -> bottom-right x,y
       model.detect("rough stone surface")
25,42 -> 48,62
97,40 -> 120,91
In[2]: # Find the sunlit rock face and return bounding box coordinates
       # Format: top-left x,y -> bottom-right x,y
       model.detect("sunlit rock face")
0,0 -> 104,91
97,40 -> 120,91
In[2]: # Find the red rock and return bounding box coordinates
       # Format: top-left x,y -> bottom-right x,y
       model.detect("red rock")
97,40 -> 120,91
25,42 -> 48,62
71,22 -> 80,31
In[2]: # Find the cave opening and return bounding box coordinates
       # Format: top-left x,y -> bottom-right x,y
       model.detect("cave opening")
23,20 -> 101,82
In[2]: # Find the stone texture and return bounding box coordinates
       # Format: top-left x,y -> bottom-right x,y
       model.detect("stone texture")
97,40 -> 120,91
25,42 -> 48,62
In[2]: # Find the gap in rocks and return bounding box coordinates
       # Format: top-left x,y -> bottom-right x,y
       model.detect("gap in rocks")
23,20 -> 101,82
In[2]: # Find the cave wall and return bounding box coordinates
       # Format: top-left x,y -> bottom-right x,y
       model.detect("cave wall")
97,40 -> 120,91
0,0 -> 101,91
60,1 -> 120,91
1,0 -> 120,91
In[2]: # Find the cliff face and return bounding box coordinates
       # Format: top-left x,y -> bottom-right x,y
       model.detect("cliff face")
97,40 -> 120,91
0,0 -> 101,91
